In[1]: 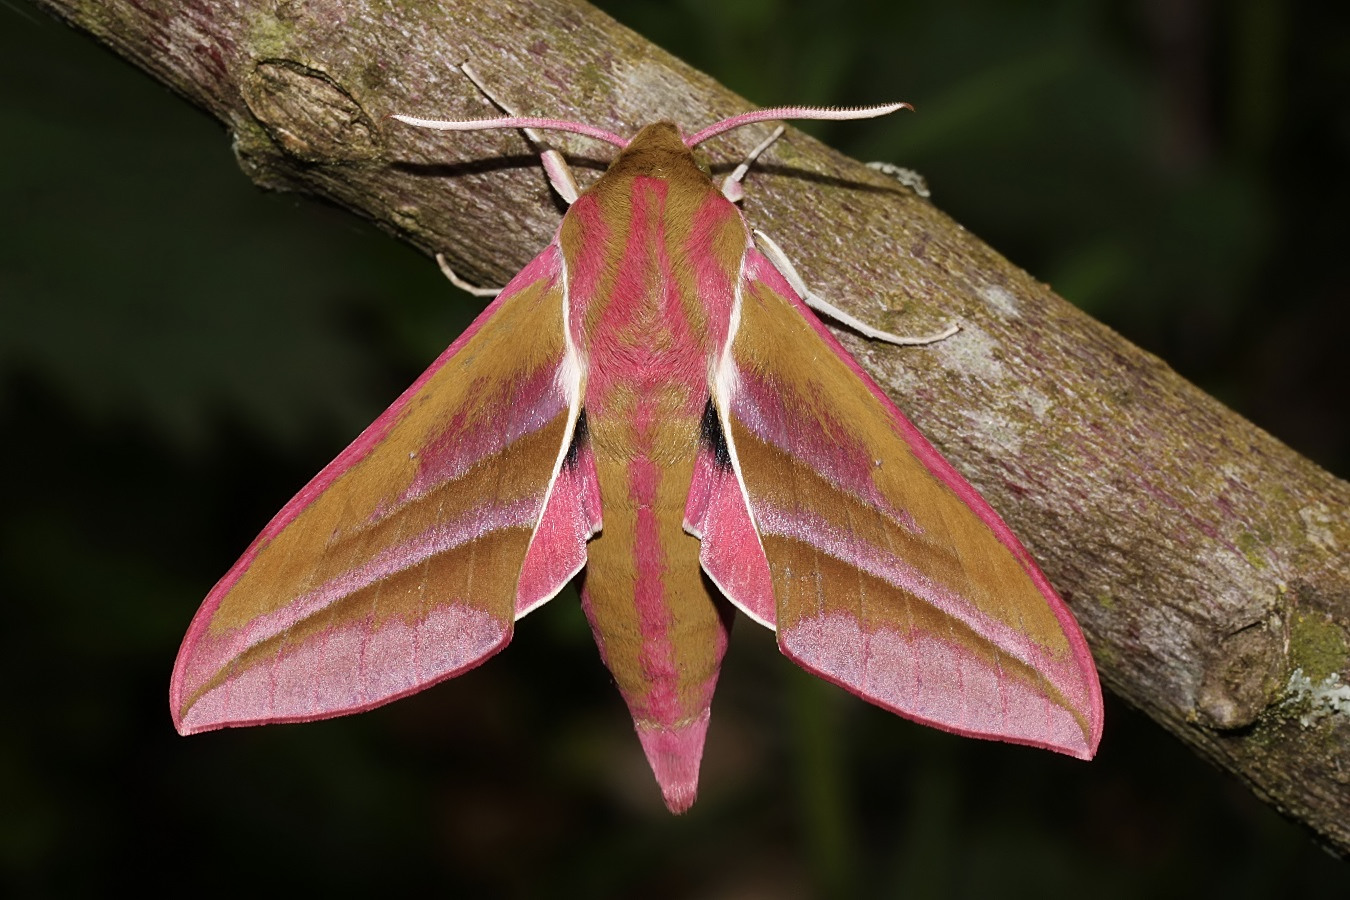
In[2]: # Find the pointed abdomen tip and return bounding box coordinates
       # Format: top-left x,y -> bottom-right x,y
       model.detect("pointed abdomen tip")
635,712 -> 711,815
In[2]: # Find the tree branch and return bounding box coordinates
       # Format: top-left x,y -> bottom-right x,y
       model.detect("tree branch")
36,0 -> 1350,852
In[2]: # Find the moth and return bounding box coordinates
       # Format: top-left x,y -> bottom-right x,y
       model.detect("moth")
171,78 -> 1103,814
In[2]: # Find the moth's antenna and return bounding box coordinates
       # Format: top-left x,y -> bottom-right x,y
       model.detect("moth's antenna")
684,103 -> 911,148
389,113 -> 629,149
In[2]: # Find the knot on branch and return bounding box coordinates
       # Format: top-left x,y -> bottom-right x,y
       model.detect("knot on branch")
1195,616 -> 1288,730
241,59 -> 377,163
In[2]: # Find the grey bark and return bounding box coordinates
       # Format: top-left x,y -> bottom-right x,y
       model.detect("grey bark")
35,0 -> 1350,853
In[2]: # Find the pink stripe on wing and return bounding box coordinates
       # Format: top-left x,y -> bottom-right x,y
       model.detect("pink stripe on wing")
755,499 -> 1084,696
179,497 -> 539,702
686,444 -> 776,627
731,365 -> 918,532
178,602 -> 508,733
782,612 -> 1093,758
516,440 -> 602,617
402,365 -> 567,505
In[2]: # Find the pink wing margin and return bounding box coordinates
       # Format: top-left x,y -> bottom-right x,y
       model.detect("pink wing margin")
692,248 -> 1103,759
171,246 -> 598,734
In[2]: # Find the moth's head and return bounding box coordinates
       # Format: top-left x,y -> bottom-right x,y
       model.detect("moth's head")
605,122 -> 705,181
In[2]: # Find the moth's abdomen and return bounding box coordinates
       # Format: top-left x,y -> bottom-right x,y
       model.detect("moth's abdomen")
559,152 -> 749,812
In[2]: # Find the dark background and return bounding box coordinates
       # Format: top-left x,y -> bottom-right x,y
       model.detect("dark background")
2,0 -> 1347,895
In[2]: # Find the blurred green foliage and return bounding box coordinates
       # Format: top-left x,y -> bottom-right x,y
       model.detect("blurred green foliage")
1,0 -> 1346,896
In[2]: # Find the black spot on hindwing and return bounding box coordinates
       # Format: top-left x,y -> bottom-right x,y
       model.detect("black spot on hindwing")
564,408 -> 589,469
700,398 -> 732,470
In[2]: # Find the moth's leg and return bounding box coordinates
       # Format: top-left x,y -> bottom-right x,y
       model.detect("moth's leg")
710,116 -> 954,345
436,253 -> 501,298
536,152 -> 580,205
459,62 -> 580,204
720,125 -> 785,204
753,229 -> 959,346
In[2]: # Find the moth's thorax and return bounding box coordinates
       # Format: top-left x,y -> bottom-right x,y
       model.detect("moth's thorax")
560,129 -> 750,415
